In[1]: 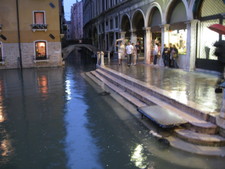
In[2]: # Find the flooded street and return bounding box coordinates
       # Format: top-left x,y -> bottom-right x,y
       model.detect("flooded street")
0,51 -> 224,169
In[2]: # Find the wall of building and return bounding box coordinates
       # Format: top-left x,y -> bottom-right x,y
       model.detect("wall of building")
0,0 -> 63,69
83,0 -> 225,72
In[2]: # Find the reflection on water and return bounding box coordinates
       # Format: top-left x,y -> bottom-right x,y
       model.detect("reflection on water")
37,75 -> 48,95
130,144 -> 148,169
64,66 -> 103,169
0,51 -> 224,169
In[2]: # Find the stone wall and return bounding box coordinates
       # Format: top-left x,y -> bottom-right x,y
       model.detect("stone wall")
0,42 -> 64,69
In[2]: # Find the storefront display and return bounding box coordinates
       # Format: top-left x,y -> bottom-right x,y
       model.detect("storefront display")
169,29 -> 187,54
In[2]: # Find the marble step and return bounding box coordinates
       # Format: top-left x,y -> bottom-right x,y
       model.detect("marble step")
98,66 -> 212,122
167,136 -> 225,157
93,69 -> 217,134
175,129 -> 225,146
88,71 -> 147,108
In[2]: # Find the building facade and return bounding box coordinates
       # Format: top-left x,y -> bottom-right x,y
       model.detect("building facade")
83,0 -> 225,72
0,0 -> 64,69
71,1 -> 83,40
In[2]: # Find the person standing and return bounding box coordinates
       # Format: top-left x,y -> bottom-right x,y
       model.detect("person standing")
125,42 -> 134,66
116,42 -> 125,65
162,44 -> 170,67
153,42 -> 159,65
135,42 -> 141,63
170,44 -> 179,68
132,43 -> 137,65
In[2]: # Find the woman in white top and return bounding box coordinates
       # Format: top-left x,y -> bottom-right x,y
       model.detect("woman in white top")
117,42 -> 125,65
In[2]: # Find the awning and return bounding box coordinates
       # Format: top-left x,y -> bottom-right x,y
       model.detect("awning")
208,24 -> 225,35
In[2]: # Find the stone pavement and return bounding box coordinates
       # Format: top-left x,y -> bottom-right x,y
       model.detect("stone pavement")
106,58 -> 223,117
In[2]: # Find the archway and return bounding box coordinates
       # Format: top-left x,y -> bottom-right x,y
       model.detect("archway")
166,0 -> 187,55
121,14 -> 131,40
132,10 -> 145,53
93,26 -> 98,48
194,0 -> 225,72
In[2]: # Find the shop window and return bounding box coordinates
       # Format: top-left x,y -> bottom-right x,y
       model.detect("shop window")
35,41 -> 47,60
0,42 -> 3,62
169,29 -> 187,55
198,20 -> 220,60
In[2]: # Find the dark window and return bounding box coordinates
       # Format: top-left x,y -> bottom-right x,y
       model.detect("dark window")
0,42 -> 2,61
35,41 -> 47,60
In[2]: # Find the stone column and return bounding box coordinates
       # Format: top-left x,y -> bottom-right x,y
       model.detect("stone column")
120,31 -> 126,40
143,27 -> 151,64
97,51 -> 101,66
185,19 -> 199,71
130,30 -> 137,44
100,51 -> 105,66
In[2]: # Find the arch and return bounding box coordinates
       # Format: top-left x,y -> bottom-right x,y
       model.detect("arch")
120,14 -> 131,32
193,0 -> 225,19
131,9 -> 145,31
120,14 -> 131,38
146,2 -> 163,25
93,26 -> 98,47
165,0 -> 188,24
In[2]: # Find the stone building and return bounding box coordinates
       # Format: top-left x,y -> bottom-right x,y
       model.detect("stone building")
71,1 -> 83,40
0,0 -> 64,69
83,0 -> 225,72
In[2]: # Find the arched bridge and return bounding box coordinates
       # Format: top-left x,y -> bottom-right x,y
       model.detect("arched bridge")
62,44 -> 98,59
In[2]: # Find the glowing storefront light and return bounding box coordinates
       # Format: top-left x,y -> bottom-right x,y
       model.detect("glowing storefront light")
169,29 -> 187,54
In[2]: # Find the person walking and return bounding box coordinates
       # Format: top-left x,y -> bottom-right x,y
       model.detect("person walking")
132,43 -> 137,65
116,42 -> 125,65
153,42 -> 159,65
125,42 -> 134,66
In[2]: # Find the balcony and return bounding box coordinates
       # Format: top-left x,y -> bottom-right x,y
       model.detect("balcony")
31,24 -> 48,32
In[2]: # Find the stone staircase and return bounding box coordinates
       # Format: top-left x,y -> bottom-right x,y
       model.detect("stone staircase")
85,66 -> 225,156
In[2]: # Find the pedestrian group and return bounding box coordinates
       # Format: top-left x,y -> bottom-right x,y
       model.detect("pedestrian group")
116,40 -> 179,68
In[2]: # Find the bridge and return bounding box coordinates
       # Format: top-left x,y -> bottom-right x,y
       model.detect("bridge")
62,44 -> 99,59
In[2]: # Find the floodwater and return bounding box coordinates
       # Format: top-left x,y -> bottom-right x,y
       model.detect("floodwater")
0,50 -> 224,169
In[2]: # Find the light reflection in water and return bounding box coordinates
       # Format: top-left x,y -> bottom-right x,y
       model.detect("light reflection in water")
64,73 -> 103,169
37,75 -> 48,95
130,144 -> 149,169
65,80 -> 72,101
0,80 -> 5,123
0,138 -> 13,157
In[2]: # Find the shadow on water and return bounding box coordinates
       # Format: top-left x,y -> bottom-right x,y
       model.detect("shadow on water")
0,49 -> 224,169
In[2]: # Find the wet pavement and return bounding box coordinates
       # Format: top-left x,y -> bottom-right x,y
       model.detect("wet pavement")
106,59 -> 223,115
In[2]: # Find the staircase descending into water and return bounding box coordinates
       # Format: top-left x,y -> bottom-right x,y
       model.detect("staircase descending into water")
85,66 -> 225,157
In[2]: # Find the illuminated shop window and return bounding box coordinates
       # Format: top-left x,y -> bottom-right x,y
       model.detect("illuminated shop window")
0,42 -> 3,62
199,20 -> 219,60
35,41 -> 47,60
169,29 -> 187,55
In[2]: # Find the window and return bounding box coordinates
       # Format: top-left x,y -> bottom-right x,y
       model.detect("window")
35,41 -> 47,60
31,11 -> 47,31
34,12 -> 45,24
0,42 -> 3,62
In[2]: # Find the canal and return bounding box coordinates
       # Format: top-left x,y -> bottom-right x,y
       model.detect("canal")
0,50 -> 224,169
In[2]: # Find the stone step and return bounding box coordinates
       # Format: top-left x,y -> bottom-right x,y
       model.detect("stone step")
88,71 -> 147,108
175,129 -> 225,146
184,122 -> 218,135
98,66 -> 213,122
94,69 -> 217,134
167,136 -> 225,157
